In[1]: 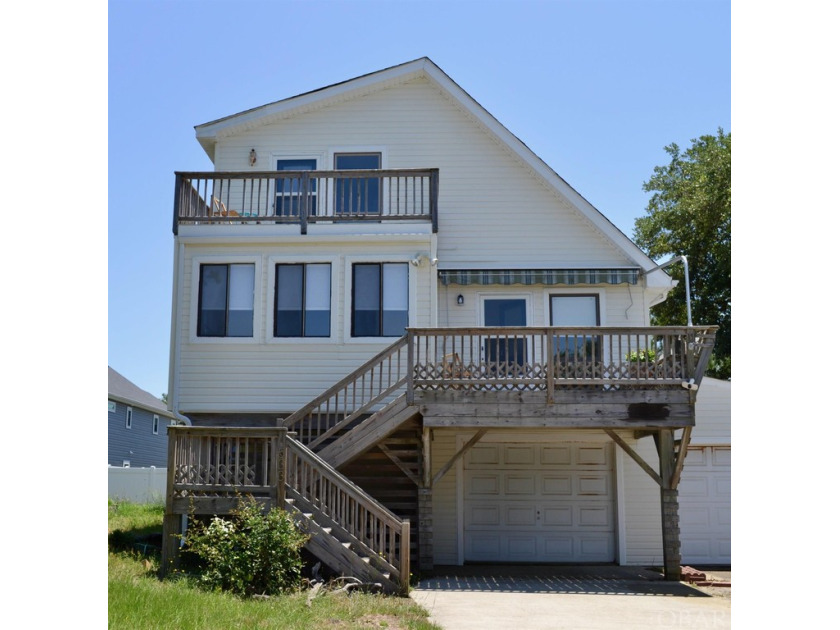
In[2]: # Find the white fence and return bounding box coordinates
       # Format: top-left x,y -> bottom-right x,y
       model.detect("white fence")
108,466 -> 167,503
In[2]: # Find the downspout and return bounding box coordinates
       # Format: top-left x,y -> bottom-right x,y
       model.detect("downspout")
168,238 -> 192,426
641,255 -> 698,390
640,255 -> 692,326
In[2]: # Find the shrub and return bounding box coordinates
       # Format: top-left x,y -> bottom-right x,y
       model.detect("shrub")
181,495 -> 308,597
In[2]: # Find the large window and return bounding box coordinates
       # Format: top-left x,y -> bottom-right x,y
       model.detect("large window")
198,264 -> 255,337
274,263 -> 331,337
352,263 -> 408,337
335,153 -> 381,215
550,294 -> 600,361
276,159 -> 317,217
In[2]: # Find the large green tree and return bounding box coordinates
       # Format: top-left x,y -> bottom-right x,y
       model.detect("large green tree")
633,128 -> 731,379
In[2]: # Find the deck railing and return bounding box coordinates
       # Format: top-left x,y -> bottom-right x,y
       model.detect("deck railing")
408,327 -> 718,400
282,336 -> 410,447
173,169 -> 438,234
165,427 -> 287,514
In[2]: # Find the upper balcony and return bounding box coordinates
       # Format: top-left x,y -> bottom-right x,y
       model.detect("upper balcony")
173,169 -> 438,235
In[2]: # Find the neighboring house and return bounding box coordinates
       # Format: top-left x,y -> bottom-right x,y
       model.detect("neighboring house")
679,378 -> 731,566
109,366 -> 176,468
166,58 -> 719,584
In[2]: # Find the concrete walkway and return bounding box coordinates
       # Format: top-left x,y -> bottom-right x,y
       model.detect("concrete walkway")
410,566 -> 731,630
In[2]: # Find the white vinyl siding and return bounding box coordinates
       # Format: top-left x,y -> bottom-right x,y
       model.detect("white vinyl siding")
176,239 -> 432,413
619,434 -> 665,565
209,77 -> 638,270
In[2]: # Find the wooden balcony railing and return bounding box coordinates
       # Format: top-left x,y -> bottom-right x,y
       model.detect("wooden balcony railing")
282,336 -> 410,447
407,327 -> 718,401
165,427 -> 287,514
173,169 -> 439,234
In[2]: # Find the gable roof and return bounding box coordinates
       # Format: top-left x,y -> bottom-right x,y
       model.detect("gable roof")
195,57 -> 672,287
108,366 -> 173,417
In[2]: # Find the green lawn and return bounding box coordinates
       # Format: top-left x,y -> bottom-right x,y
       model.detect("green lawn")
108,501 -> 441,630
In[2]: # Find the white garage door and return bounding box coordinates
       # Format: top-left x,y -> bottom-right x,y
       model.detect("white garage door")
679,446 -> 731,565
464,442 -> 615,562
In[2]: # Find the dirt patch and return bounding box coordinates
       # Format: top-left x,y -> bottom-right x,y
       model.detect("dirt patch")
356,614 -> 406,629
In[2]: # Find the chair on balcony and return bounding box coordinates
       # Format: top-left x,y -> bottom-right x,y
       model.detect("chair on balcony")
442,353 -> 465,390
212,198 -> 240,221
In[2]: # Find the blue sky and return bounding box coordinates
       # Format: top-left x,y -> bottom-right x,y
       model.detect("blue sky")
107,0 -> 731,400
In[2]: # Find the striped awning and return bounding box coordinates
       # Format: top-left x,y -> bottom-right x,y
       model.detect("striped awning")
438,268 -> 639,286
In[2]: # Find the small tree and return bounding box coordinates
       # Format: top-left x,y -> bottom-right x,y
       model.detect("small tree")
182,495 -> 307,596
634,129 -> 731,379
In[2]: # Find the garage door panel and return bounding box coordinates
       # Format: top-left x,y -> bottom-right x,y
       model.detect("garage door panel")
578,476 -> 609,496
541,475 -> 573,495
578,506 -> 611,527
505,506 -> 537,527
467,474 -> 500,495
541,446 -> 572,465
577,445 -> 609,466
467,505 -> 501,526
468,445 -> 501,465
680,477 -> 709,497
507,537 -> 538,559
542,505 -> 573,526
505,475 -> 536,494
579,536 -> 614,560
712,447 -> 731,466
504,445 -> 535,465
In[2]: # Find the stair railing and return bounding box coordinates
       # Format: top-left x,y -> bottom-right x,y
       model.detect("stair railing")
282,335 -> 410,448
285,436 -> 410,592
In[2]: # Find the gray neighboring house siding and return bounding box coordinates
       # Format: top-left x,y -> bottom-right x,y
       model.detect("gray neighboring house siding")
108,366 -> 176,468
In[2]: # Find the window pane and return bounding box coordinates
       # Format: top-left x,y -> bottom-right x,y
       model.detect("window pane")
382,263 -> 408,336
276,159 -> 317,217
227,264 -> 254,337
304,264 -> 331,337
550,295 -> 599,360
550,296 -> 598,326
353,264 -> 381,337
199,265 -> 228,336
335,154 -> 381,215
276,265 -> 303,336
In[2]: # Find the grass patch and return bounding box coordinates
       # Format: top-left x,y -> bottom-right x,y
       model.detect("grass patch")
108,500 -> 441,629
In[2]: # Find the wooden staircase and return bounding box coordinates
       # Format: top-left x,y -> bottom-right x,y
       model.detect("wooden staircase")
284,438 -> 409,594
280,337 -> 417,593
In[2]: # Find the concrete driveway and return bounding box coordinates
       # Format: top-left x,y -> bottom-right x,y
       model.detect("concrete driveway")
410,566 -> 731,630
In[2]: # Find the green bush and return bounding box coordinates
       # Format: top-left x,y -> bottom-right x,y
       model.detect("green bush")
626,348 -> 657,362
182,495 -> 308,597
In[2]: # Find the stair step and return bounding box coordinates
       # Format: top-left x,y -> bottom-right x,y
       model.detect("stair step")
342,542 -> 351,549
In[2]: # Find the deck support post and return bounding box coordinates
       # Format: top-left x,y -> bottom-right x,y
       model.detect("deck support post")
418,426 -> 433,571
657,429 -> 682,581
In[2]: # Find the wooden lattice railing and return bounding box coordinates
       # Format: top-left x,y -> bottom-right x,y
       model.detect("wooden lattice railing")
165,427 -> 287,514
407,326 -> 718,400
282,336 -> 410,447
285,437 -> 410,592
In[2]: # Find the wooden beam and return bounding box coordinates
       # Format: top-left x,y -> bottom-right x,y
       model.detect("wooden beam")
378,443 -> 421,487
432,429 -> 487,486
422,426 -> 431,488
670,426 -> 692,489
603,429 -> 663,488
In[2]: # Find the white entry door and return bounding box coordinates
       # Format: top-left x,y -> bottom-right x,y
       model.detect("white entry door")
679,446 -> 731,565
463,441 -> 616,562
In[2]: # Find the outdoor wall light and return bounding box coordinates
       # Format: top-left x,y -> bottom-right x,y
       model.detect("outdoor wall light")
249,148 -> 257,166
457,294 -> 465,306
